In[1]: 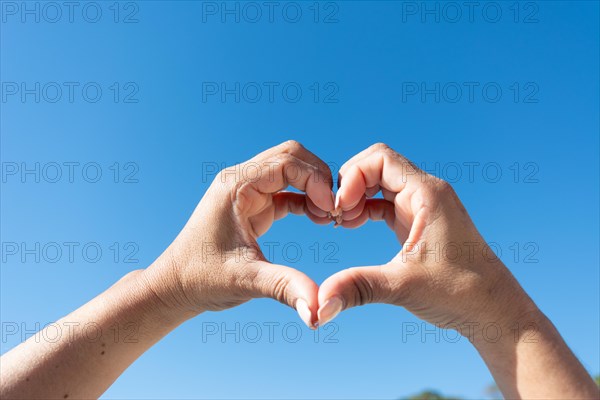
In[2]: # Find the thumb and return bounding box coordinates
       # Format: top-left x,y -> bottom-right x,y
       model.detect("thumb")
246,261 -> 319,329
317,264 -> 411,325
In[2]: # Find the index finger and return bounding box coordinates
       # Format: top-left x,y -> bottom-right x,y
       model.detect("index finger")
336,143 -> 425,211
251,140 -> 334,189
336,144 -> 436,245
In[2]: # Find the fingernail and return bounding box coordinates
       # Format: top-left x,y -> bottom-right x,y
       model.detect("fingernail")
296,299 -> 315,329
334,191 -> 341,210
318,296 -> 343,326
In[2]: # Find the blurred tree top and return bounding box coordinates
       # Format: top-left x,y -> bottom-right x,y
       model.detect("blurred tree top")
404,390 -> 462,400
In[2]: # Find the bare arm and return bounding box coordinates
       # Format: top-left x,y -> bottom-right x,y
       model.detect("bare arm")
0,141 -> 335,399
318,143 -> 599,399
473,308 -> 599,399
0,261 -> 191,399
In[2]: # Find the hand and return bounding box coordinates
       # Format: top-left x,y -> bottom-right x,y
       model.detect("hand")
143,140 -> 335,327
0,141 -> 337,399
317,143 -> 536,333
318,143 -> 599,399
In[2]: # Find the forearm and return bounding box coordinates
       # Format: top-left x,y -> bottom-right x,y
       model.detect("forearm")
474,306 -> 598,399
0,261 -> 195,399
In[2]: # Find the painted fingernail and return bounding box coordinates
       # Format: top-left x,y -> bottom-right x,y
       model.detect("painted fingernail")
296,299 -> 315,329
318,296 -> 343,326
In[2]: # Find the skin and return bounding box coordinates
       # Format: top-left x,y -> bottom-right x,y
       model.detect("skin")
318,143 -> 599,399
1,141 -> 597,399
0,141 -> 333,399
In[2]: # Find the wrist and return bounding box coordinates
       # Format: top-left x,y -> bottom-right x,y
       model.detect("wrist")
461,260 -> 539,345
135,253 -> 202,324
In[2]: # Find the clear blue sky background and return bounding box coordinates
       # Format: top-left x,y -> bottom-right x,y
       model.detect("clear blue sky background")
1,1 -> 598,399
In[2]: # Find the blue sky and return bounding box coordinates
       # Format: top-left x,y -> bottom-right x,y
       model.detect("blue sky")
1,1 -> 598,398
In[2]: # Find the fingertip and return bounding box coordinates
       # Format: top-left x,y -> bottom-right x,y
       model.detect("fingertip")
337,165 -> 367,211
295,298 -> 317,329
306,175 -> 335,213
317,295 -> 344,326
306,195 -> 329,218
317,273 -> 341,306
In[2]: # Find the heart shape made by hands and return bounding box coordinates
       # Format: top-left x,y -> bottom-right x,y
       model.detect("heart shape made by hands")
234,143 -> 430,330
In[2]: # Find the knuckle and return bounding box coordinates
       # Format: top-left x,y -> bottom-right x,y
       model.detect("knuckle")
230,184 -> 248,214
419,175 -> 455,202
247,266 -> 292,306
271,152 -> 295,165
282,139 -> 304,153
270,273 -> 291,305
237,265 -> 262,297
374,144 -> 411,168
370,142 -> 391,154
347,268 -> 376,307
432,178 -> 456,198
269,153 -> 296,174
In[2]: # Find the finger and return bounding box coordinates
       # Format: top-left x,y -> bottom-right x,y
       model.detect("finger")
251,140 -> 334,189
339,194 -> 366,222
336,144 -> 433,244
272,192 -> 331,225
341,199 -> 397,231
317,264 -> 414,326
246,260 -> 320,329
337,143 -> 400,190
341,199 -> 409,244
337,144 -> 416,209
381,187 -> 397,202
305,194 -> 329,219
338,143 -> 388,180
339,186 -> 389,221
251,153 -> 334,213
365,184 -> 381,198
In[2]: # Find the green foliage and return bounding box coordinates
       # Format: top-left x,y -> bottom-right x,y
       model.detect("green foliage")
404,390 -> 462,400
484,383 -> 502,399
